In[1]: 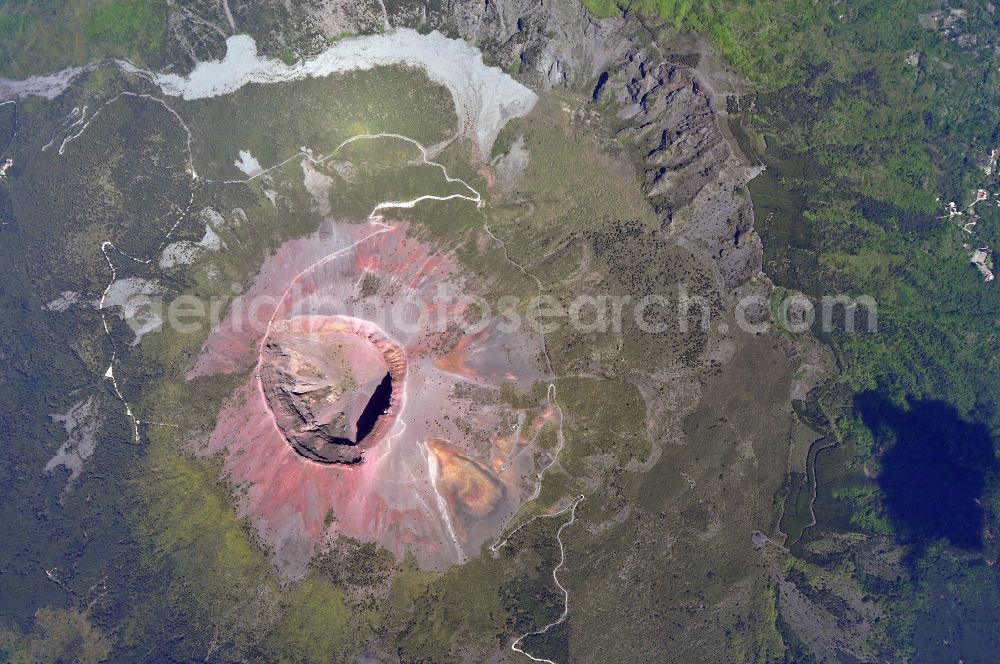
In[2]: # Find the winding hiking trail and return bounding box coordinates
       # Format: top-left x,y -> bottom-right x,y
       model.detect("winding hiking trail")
493,496 -> 585,663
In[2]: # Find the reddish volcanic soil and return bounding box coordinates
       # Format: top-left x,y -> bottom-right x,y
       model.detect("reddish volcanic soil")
190,220 -> 556,574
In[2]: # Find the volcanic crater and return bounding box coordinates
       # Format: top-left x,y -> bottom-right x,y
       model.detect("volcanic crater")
259,315 -> 407,464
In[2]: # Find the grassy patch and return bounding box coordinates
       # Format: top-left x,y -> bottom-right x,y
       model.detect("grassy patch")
85,0 -> 165,54
0,1 -> 167,77
263,581 -> 358,662
556,376 -> 650,476
176,66 -> 455,181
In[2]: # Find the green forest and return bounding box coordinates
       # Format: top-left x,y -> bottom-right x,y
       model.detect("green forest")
582,3 -> 999,414
581,0 -> 1000,653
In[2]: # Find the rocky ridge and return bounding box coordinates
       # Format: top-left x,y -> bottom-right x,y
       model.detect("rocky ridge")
438,0 -> 762,292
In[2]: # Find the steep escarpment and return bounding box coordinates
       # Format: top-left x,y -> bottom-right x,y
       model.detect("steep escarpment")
607,55 -> 763,290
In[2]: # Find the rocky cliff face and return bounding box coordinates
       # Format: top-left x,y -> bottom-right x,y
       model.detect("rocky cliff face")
608,54 -> 762,290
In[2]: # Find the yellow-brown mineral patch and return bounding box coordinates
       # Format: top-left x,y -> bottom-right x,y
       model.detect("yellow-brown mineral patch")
433,330 -> 488,380
429,438 -> 505,519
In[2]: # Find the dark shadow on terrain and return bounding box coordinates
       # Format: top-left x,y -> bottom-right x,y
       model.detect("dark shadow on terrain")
855,392 -> 996,553
329,371 -> 393,447
353,371 -> 393,442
